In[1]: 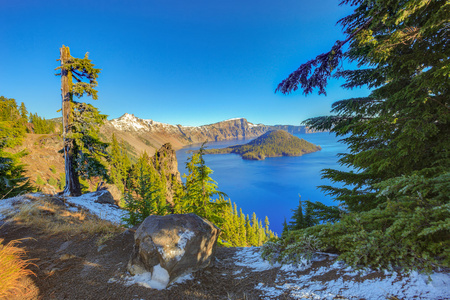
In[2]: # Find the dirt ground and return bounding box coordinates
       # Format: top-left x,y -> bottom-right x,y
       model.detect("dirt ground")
0,221 -> 284,300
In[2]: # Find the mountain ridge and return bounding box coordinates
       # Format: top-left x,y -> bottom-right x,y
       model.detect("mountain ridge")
100,113 -> 319,158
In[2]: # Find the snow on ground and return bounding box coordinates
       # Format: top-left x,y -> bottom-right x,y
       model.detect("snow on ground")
235,247 -> 280,271
124,264 -> 170,290
0,193 -> 42,220
64,193 -> 126,225
0,196 -> 17,220
0,193 -> 126,225
234,247 -> 450,300
124,266 -> 194,291
0,195 -> 25,220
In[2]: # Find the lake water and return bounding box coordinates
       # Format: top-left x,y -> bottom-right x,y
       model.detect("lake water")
175,132 -> 348,235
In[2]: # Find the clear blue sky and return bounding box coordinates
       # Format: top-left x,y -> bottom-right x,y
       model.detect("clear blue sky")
0,0 -> 369,126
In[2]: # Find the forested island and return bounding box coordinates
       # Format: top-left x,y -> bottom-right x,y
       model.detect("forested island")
202,130 -> 321,160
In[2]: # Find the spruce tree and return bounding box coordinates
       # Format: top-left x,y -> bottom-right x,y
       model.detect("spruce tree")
273,0 -> 449,270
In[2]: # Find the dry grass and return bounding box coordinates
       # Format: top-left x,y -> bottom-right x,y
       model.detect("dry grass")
7,195 -> 124,239
0,238 -> 35,299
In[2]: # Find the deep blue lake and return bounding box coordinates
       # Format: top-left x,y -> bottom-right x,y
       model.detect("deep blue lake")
175,132 -> 348,235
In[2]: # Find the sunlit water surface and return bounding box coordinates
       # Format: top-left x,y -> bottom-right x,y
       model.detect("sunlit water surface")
176,132 -> 348,234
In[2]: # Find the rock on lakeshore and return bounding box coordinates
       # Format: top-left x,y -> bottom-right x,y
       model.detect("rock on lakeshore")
127,213 -> 220,288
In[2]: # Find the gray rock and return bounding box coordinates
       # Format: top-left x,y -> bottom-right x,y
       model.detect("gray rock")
90,190 -> 116,205
102,183 -> 122,206
128,213 -> 220,287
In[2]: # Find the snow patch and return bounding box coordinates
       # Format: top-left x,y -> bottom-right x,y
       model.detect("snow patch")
224,118 -> 244,122
157,230 -> 195,261
234,246 -> 450,300
125,264 -> 170,290
172,273 -> 193,285
265,259 -> 449,299
0,194 -> 40,220
0,196 -> 18,220
65,193 -> 126,225
234,247 -> 280,271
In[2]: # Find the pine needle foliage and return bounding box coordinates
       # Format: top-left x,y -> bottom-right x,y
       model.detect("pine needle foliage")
175,144 -> 229,226
0,145 -> 33,199
109,134 -> 131,194
70,102 -> 109,181
0,98 -> 33,198
122,152 -> 168,226
175,145 -> 276,246
269,0 -> 450,271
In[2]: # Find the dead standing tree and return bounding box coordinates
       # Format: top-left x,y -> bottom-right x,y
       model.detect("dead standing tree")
56,45 -> 101,196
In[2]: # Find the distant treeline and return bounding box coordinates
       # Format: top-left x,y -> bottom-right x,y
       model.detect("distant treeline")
0,96 -> 57,143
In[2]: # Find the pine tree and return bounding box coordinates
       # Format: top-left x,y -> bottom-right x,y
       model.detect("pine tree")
273,0 -> 450,271
250,212 -> 259,246
176,144 -> 229,226
289,196 -> 319,230
123,152 -> 168,225
245,214 -> 252,245
109,134 -> 127,193
0,139 -> 32,198
29,113 -> 55,134
289,195 -> 305,231
238,208 -> 247,246
56,45 -> 102,196
70,102 -> 109,183
282,217 -> 289,237
0,97 -> 27,147
19,102 -> 28,121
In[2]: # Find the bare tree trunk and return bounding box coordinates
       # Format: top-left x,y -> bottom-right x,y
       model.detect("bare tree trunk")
60,45 -> 81,197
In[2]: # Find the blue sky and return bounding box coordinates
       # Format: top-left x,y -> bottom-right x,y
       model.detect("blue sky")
0,0 -> 369,126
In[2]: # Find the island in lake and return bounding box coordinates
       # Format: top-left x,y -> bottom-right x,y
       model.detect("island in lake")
202,130 -> 321,160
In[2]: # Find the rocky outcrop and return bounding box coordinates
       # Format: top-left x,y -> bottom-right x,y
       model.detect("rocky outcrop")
151,143 -> 182,205
128,213 -> 220,288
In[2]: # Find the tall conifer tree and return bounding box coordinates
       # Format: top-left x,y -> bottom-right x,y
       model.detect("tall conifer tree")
273,0 -> 449,270
56,46 -> 103,196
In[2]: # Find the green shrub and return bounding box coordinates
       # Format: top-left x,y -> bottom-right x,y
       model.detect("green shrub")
49,165 -> 57,174
48,177 -> 57,187
35,175 -> 45,186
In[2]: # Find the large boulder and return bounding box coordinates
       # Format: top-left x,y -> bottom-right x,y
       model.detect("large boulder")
127,213 -> 220,288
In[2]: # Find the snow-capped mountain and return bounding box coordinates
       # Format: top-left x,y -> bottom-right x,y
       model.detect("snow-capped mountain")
102,113 -> 308,157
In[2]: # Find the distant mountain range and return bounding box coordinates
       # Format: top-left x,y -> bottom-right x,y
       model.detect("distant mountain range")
100,113 -> 319,157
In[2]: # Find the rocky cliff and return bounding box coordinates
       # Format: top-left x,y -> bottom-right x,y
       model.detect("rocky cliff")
151,143 -> 182,205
